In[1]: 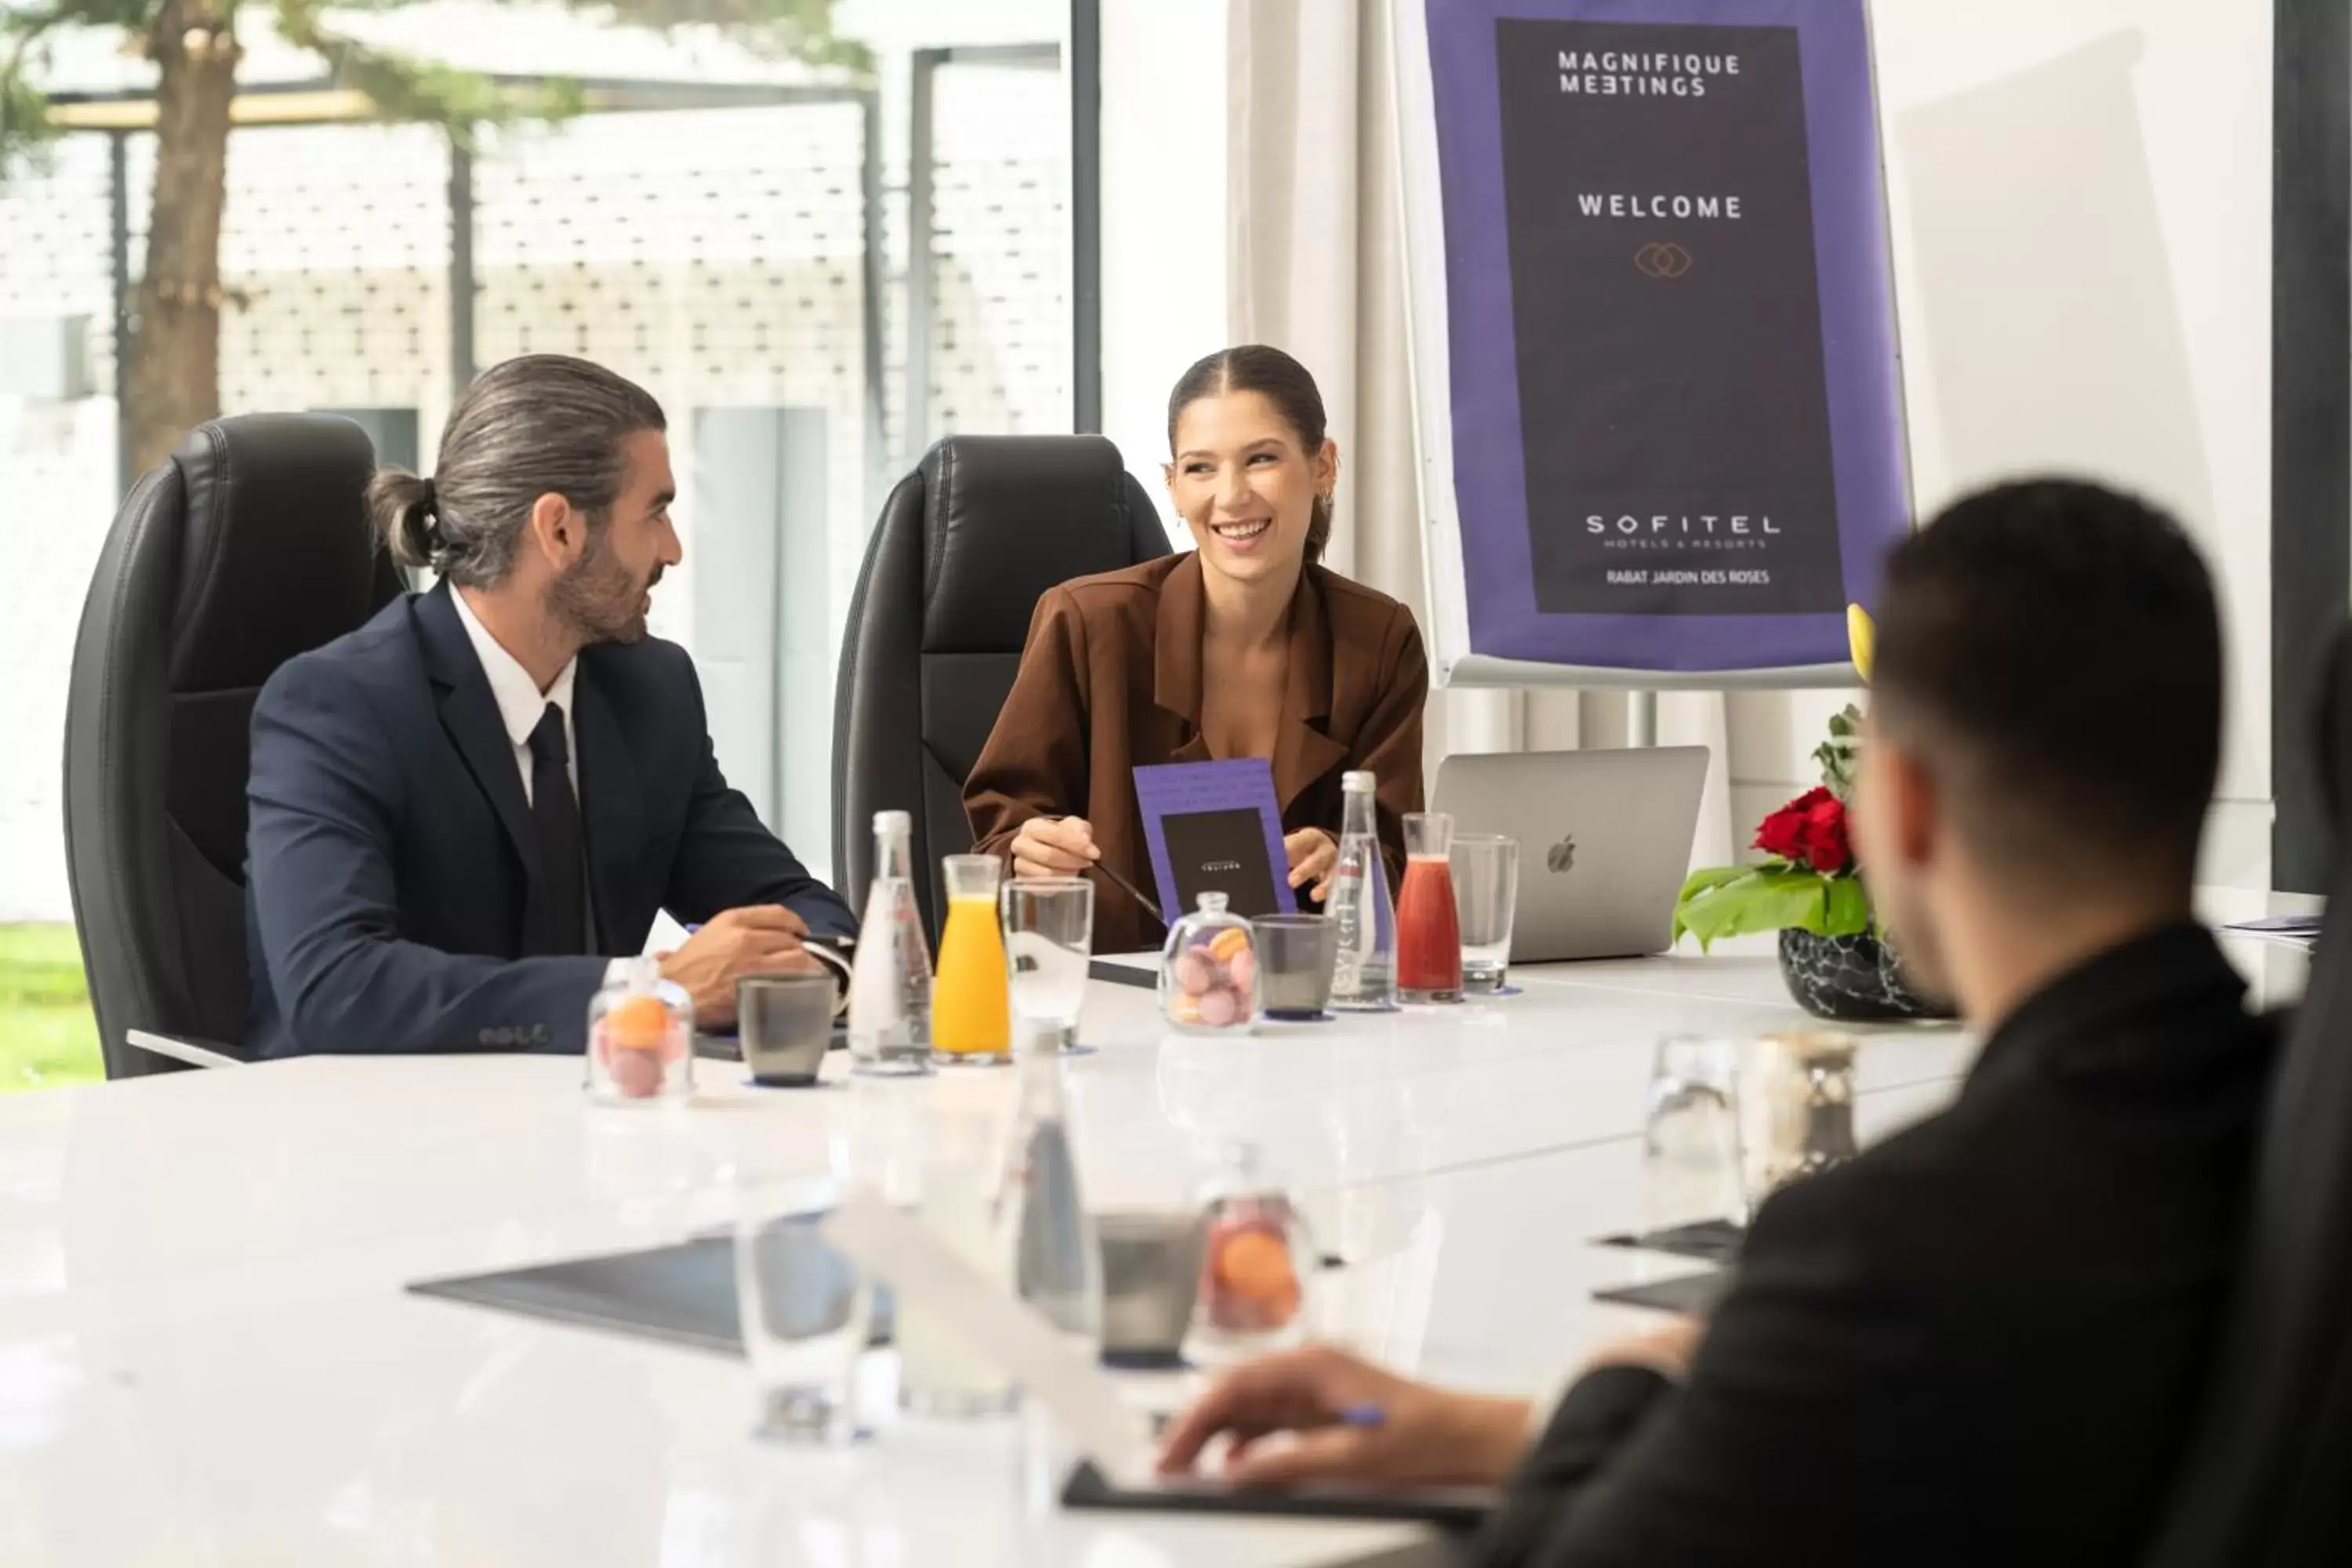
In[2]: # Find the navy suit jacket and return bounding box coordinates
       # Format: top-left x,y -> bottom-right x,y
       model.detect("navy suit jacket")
244,580 -> 857,1058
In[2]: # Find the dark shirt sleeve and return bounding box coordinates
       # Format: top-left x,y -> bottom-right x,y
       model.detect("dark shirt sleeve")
247,657 -> 608,1054
1358,604 -> 1429,887
964,586 -> 1091,860
1472,1175 -> 1930,1567
661,658 -> 858,939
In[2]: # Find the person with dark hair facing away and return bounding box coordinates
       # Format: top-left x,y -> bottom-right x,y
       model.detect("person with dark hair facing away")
1158,480 -> 2279,1567
245,354 -> 855,1058
965,344 -> 1428,952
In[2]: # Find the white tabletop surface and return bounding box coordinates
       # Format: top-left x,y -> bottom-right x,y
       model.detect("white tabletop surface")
0,909 -> 2307,1567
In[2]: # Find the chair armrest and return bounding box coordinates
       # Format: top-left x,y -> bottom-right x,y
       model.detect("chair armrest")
124,1029 -> 245,1070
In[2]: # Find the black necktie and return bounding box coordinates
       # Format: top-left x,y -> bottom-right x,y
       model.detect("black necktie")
528,702 -> 588,955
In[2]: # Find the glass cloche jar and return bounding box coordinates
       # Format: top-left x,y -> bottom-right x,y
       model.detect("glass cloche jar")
1159,892 -> 1257,1036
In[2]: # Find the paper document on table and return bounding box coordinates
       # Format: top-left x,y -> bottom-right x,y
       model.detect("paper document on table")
2221,915 -> 2323,953
820,1195 -> 1158,1482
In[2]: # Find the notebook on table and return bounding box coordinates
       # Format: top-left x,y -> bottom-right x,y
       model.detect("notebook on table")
408,1231 -> 896,1351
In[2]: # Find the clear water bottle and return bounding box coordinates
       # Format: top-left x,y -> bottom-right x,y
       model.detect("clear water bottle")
1000,1051 -> 1102,1346
847,811 -> 933,1076
1327,770 -> 1396,1011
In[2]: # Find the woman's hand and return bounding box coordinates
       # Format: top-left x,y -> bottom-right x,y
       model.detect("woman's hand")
1012,815 -> 1100,878
1284,827 -> 1338,902
1157,1344 -> 1534,1489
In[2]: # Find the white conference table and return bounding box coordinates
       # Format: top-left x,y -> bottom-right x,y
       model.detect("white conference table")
0,904 -> 2310,1568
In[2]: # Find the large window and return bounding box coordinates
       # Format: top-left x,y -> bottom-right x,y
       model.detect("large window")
0,0 -> 1084,940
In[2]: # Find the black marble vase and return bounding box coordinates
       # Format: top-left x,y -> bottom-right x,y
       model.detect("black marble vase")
1776,927 -> 1955,1022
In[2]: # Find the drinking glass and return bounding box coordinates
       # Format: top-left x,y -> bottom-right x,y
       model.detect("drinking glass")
1448,835 -> 1519,994
1095,1210 -> 1210,1370
933,855 -> 1012,1065
738,972 -> 838,1086
898,1099 -> 1018,1418
1000,877 -> 1094,1054
734,1168 -> 872,1443
1642,1034 -> 1747,1241
1396,812 -> 1464,1004
1250,913 -> 1338,1020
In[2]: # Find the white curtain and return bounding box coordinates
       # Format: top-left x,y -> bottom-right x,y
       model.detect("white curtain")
1221,0 -> 1737,871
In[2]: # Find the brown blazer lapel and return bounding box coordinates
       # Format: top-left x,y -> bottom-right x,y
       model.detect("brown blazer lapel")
1274,568 -> 1348,812
1153,552 -> 1345,800
1152,553 -> 1214,764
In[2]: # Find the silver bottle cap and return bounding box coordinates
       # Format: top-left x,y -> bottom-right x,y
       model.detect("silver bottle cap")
873,809 -> 911,833
1341,770 -> 1376,792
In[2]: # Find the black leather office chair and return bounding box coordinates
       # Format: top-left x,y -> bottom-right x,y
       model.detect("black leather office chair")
64,415 -> 402,1077
832,435 -> 1171,942
2137,626 -> 2352,1565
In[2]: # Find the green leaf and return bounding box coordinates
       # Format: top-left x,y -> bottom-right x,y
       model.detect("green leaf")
1822,874 -> 1872,938
0,71 -> 57,177
0,3 -> 74,180
1675,863 -> 1752,902
259,1 -> 579,136
1672,867 -> 1832,950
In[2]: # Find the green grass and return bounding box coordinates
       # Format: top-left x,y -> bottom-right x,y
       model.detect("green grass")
0,924 -> 104,1092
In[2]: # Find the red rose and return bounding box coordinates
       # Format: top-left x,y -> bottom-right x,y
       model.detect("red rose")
1755,787 -> 1832,862
1799,792 -> 1851,873
1752,786 -> 1853,874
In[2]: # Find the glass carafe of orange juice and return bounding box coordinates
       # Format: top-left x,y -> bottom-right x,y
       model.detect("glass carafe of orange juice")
932,855 -> 1013,1065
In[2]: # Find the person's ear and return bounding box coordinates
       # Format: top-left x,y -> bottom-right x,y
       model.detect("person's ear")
1315,439 -> 1339,498
1879,739 -> 1940,871
526,492 -> 583,571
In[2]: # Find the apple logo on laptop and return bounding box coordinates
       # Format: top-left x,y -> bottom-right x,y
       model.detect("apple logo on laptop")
1547,833 -> 1576,873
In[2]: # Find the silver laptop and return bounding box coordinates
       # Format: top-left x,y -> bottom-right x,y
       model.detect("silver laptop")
1431,747 -> 1709,963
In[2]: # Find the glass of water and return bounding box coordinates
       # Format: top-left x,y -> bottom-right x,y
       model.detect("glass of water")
734,1167 -> 872,1443
1642,1033 -> 1748,1242
1000,877 -> 1094,1054
1448,834 -> 1520,994
898,1098 -> 1019,1418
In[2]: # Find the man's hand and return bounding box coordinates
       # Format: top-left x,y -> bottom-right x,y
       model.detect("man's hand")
1582,1316 -> 1704,1381
1283,828 -> 1338,902
1012,815 -> 1099,878
659,905 -> 816,1028
1157,1344 -> 1533,1489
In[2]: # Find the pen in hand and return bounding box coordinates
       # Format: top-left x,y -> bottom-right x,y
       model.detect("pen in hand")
1087,857 -> 1165,925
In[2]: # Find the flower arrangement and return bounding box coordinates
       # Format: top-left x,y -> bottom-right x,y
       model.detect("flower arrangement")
1672,606 -> 1875,952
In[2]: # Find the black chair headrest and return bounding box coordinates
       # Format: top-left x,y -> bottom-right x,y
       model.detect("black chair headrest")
164,413 -> 390,695
919,434 -> 1153,650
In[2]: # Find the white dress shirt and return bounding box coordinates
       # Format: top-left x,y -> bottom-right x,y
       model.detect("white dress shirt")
449,587 -> 579,806
450,589 -> 603,957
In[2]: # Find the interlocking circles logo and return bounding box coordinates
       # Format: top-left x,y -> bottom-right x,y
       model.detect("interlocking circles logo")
1633,241 -> 1694,279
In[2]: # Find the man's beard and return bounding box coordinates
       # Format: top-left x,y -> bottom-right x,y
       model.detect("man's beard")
550,535 -> 656,647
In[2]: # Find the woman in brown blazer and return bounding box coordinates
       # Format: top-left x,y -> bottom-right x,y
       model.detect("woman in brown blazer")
964,345 -> 1428,953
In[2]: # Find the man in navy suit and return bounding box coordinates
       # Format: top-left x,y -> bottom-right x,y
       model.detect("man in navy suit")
245,355 -> 855,1058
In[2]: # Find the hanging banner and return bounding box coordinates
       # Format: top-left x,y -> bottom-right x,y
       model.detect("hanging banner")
1392,0 -> 1909,685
